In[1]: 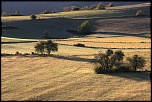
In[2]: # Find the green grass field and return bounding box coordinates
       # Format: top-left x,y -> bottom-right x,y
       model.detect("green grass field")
1,2 -> 151,101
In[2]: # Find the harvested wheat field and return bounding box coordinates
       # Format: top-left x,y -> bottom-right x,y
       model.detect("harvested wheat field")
1,2 -> 151,101
1,55 -> 151,101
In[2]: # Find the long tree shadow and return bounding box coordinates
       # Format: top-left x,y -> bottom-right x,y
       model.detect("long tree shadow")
93,31 -> 150,38
105,71 -> 151,81
50,54 -> 92,63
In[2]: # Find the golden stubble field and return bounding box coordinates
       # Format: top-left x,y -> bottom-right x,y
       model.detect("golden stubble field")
1,55 -> 151,101
1,2 -> 151,101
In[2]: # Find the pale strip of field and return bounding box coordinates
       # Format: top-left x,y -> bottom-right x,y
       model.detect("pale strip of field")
55,41 -> 151,49
55,36 -> 151,49
107,2 -> 151,10
37,9 -> 120,19
1,41 -> 151,71
1,37 -> 40,42
1,56 -> 151,101
1,16 -> 31,22
65,36 -> 151,43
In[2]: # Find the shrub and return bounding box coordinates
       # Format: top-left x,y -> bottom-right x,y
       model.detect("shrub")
15,51 -> 21,55
126,55 -> 146,71
30,14 -> 37,20
43,10 -> 51,14
96,2 -> 105,10
115,63 -> 131,72
81,6 -> 89,10
63,7 -> 70,12
31,52 -> 35,55
78,20 -> 93,35
108,3 -> 114,7
89,5 -> 97,10
74,43 -> 85,47
71,6 -> 80,11
136,10 -> 144,16
1,12 -> 8,16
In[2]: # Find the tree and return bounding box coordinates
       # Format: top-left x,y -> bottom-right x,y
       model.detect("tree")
30,14 -> 37,20
89,5 -> 97,10
44,40 -> 58,55
106,49 -> 113,56
108,3 -> 114,7
78,20 -> 93,35
127,55 -> 146,71
113,50 -> 124,62
43,10 -> 51,14
1,12 -> 8,16
94,49 -> 128,73
96,2 -> 105,10
15,11 -> 20,15
34,41 -> 45,54
63,7 -> 70,12
71,6 -> 80,11
136,10 -> 144,16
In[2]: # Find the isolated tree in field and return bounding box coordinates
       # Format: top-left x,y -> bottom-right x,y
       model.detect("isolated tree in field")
44,40 -> 58,55
127,55 -> 146,71
30,14 -> 37,20
34,41 -> 45,54
78,20 -> 93,35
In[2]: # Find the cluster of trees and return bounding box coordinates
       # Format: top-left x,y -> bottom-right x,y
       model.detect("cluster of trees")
63,2 -> 114,12
1,11 -> 23,16
94,49 -> 146,73
34,40 -> 58,55
42,10 -> 56,14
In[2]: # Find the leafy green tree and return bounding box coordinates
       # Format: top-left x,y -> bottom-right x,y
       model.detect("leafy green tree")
34,41 -> 45,54
44,40 -> 58,55
78,20 -> 93,35
127,55 -> 146,71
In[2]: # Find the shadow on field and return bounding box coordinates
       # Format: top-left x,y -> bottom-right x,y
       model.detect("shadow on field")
106,71 -> 151,81
51,54 -> 92,63
93,32 -> 150,38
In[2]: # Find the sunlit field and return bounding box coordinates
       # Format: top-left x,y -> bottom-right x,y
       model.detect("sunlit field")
1,2 -> 151,101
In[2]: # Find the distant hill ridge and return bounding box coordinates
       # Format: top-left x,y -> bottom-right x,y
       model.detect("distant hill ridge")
2,1 -> 145,15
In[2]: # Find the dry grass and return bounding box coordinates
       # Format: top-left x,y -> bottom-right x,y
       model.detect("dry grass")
1,3 -> 151,101
1,56 -> 151,101
55,36 -> 151,49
